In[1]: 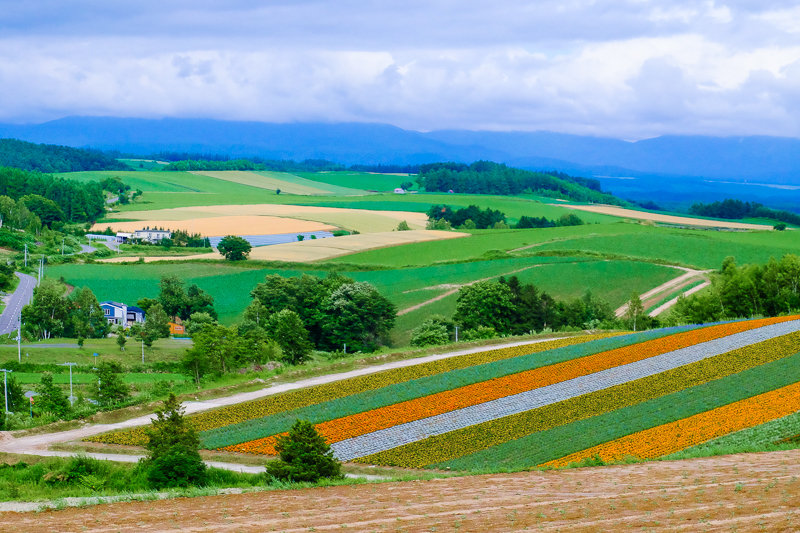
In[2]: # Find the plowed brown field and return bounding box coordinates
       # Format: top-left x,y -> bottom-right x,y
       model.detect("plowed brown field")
4,450 -> 800,531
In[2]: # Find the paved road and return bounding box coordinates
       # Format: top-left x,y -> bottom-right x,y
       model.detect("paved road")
0,272 -> 36,335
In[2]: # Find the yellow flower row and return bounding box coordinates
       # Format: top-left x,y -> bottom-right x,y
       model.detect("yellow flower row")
541,378 -> 800,468
356,329 -> 800,468
87,334 -> 607,446
221,319 -> 792,456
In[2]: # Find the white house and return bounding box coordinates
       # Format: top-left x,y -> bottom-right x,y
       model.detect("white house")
393,188 -> 406,194
133,228 -> 172,243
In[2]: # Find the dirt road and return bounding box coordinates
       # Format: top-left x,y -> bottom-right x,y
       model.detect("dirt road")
3,449 -> 799,530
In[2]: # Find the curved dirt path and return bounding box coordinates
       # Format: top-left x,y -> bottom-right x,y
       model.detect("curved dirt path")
614,267 -> 711,318
3,449 -> 799,528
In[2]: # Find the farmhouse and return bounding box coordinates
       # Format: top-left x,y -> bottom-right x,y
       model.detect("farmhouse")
100,301 -> 146,327
133,227 -> 172,243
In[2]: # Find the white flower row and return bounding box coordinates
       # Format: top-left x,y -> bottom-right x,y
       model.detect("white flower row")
331,320 -> 800,461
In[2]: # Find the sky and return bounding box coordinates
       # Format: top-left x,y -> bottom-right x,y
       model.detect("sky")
1,1 -> 799,139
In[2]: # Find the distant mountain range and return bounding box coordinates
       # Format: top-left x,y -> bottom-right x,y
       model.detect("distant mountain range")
1,116 -> 799,209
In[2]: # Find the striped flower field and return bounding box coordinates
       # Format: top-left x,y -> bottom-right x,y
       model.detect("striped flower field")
88,315 -> 800,471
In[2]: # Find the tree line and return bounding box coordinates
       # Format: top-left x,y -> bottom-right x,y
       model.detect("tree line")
670,255 -> 800,324
0,138 -> 126,173
411,276 -> 657,346
689,199 -> 800,226
416,161 -> 620,203
0,167 -> 107,224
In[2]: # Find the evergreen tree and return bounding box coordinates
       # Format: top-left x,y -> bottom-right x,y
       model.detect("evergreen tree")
266,419 -> 342,482
144,394 -> 207,488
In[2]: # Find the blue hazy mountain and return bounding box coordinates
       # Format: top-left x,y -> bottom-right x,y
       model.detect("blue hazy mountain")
2,116 -> 799,209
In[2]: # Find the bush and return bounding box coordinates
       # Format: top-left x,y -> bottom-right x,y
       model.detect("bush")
146,445 -> 207,489
461,326 -> 497,341
266,419 -> 342,483
410,315 -> 453,347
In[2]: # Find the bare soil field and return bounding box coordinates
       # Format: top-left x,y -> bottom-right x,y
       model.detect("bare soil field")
4,449 -> 799,531
93,215 -> 335,236
564,204 -> 774,230
104,204 -> 429,233
245,229 -> 467,262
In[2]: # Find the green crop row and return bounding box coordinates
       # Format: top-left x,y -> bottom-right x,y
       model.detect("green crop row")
201,331 -> 685,449
433,341 -> 800,471
88,333 -> 618,447
355,330 -> 800,469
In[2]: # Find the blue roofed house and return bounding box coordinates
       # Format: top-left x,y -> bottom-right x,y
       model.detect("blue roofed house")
100,301 -> 126,325
126,306 -> 145,327
100,302 -> 146,327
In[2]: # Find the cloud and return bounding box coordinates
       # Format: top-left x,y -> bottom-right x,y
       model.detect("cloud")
0,1 -> 798,138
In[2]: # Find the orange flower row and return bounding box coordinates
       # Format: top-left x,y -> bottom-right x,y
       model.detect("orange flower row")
222,316 -> 795,456
541,380 -> 800,468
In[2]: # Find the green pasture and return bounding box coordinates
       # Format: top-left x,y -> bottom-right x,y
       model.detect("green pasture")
255,171 -> 370,195
118,158 -> 169,171
295,171 -> 414,192
49,256 -> 678,340
12,372 -> 187,385
0,337 -> 190,367
334,222 -> 799,270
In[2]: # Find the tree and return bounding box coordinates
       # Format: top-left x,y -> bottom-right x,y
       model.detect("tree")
68,287 -> 110,339
217,235 -> 251,261
21,278 -> 71,339
144,393 -> 207,488
116,331 -> 127,351
266,419 -> 342,482
142,302 -> 170,346
321,282 -> 396,352
185,311 -> 217,336
396,220 -> 411,231
35,372 -> 70,418
454,281 -> 516,334
158,275 -> 188,320
92,363 -> 130,406
3,375 -> 26,413
624,292 -> 646,332
267,309 -> 313,365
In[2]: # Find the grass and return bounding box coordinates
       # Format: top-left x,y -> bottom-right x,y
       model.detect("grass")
49,256 -> 677,336
332,222 -> 800,270
11,372 -> 187,385
296,171 -> 414,192
0,455 -> 265,502
0,337 -> 190,367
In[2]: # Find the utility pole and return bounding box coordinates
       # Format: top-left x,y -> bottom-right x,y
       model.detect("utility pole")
16,323 -> 21,363
141,338 -> 145,364
58,363 -> 77,405
61,237 -> 64,256
0,369 -> 11,417
23,244 -> 27,267
454,326 -> 459,343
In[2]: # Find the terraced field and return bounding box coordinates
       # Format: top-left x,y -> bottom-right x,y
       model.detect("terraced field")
89,316 -> 800,470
